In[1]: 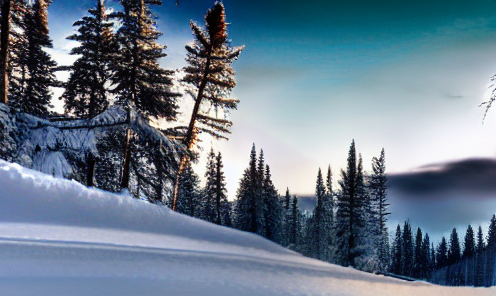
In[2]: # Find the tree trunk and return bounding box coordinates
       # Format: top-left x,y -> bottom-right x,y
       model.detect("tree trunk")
87,153 -> 95,187
120,128 -> 131,191
0,0 -> 11,104
172,49 -> 212,211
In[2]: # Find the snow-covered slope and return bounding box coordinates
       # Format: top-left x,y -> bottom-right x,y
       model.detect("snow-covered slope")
0,160 -> 493,296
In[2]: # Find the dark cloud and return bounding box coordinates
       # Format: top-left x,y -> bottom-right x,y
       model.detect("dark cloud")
388,158 -> 496,197
387,158 -> 496,242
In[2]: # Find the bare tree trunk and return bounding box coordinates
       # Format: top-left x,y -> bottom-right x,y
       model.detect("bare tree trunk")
87,153 -> 95,187
120,128 -> 131,191
0,0 -> 11,104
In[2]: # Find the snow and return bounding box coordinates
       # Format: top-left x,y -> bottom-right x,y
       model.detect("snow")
0,160 -> 494,295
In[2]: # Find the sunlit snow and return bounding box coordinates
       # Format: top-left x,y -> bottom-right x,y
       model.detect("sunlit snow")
0,160 -> 494,296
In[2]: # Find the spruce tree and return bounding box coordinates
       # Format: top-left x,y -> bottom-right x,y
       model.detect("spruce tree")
110,0 -> 178,119
324,165 -> 335,261
390,224 -> 402,275
263,164 -> 282,243
414,227 -> 423,278
63,0 -> 115,118
335,140 -> 366,267
12,0 -> 56,116
214,151 -> 229,225
437,236 -> 448,269
475,225 -> 485,287
201,148 -> 216,223
369,148 -> 390,272
288,195 -> 300,247
310,168 -> 326,260
487,214 -> 496,250
421,233 -> 431,279
176,162 -> 200,217
463,225 -> 475,259
282,187 -> 291,246
6,0 -> 29,106
234,144 -> 263,235
448,228 -> 461,265
401,220 -> 413,277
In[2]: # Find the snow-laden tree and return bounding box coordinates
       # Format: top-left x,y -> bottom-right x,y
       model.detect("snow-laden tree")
63,0 -> 116,118
172,1 -> 244,210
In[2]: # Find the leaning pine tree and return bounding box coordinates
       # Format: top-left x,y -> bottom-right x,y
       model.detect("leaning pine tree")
172,1 -> 244,210
63,0 -> 116,118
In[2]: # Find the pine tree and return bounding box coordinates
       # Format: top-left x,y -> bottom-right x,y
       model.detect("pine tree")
214,151 -> 229,225
414,227 -> 423,278
488,214 -> 496,250
288,195 -> 300,247
62,0 -> 115,118
201,148 -> 216,222
448,228 -> 461,265
437,236 -> 448,269
421,233 -> 431,279
475,225 -> 485,287
176,162 -> 200,217
110,0 -> 178,119
463,225 -> 475,259
172,1 -> 244,210
390,224 -> 402,275
0,0 -> 12,103
282,187 -> 291,246
11,0 -> 56,117
369,148 -> 390,272
262,164 -> 282,243
324,165 -> 335,261
6,0 -> 29,105
335,140 -> 366,267
310,168 -> 326,260
401,220 -> 414,277
234,144 -> 263,235
487,215 -> 496,286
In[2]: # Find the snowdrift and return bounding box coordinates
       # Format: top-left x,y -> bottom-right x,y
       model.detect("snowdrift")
0,160 -> 494,296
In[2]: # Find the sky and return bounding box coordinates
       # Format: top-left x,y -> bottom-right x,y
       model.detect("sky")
45,0 -> 496,244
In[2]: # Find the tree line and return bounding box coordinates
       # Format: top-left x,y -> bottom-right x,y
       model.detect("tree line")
0,0 -> 243,203
176,140 -> 390,273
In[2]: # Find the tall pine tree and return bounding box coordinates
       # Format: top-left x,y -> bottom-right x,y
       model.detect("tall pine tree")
110,0 -> 178,119
335,140 -> 366,267
11,0 -> 56,117
63,0 -> 115,118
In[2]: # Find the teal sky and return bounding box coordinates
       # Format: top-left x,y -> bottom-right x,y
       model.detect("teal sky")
46,0 -> 496,242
